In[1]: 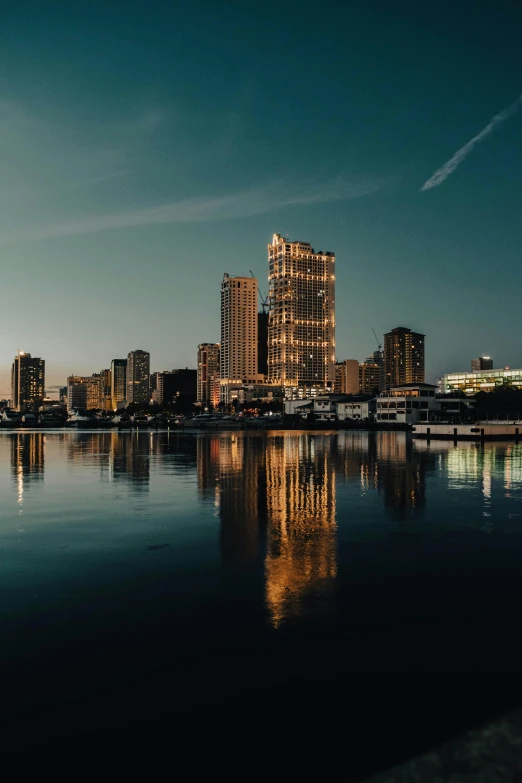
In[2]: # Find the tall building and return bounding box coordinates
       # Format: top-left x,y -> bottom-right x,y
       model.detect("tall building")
110,359 -> 127,409
267,233 -> 335,389
471,356 -> 493,372
359,350 -> 384,394
100,368 -> 112,411
383,327 -> 425,389
11,351 -> 45,412
153,369 -> 197,406
257,310 -> 269,376
197,343 -> 220,409
127,350 -> 150,405
220,274 -> 262,402
335,359 -> 359,394
67,375 -> 101,411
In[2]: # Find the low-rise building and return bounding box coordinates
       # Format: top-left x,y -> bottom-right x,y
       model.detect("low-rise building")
440,367 -> 522,395
376,383 -> 437,425
337,396 -> 376,421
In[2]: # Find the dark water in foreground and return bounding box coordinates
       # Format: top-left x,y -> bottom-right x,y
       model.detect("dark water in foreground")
1,430 -> 522,762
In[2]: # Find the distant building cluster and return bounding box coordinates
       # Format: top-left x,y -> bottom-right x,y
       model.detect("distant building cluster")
5,238 -> 522,419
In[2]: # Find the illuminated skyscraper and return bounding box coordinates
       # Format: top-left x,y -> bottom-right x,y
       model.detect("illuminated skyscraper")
267,233 -> 335,389
383,327 -> 425,389
110,359 -> 127,409
197,343 -> 220,408
127,350 -> 150,405
11,351 -> 45,412
220,274 -> 262,402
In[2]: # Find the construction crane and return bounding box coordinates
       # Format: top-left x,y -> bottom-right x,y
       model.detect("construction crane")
372,328 -> 382,352
250,270 -> 269,313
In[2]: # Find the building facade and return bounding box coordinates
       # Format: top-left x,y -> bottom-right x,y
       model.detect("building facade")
127,350 -> 150,405
383,327 -> 425,389
100,368 -> 112,411
471,356 -> 493,372
335,359 -> 359,395
220,274 -> 263,403
360,351 -> 384,395
11,351 -> 45,412
441,367 -> 522,395
197,343 -> 220,409
267,233 -> 335,390
153,369 -> 197,406
258,310 -> 269,376
110,359 -> 127,410
66,375 -> 101,412
376,383 -> 437,425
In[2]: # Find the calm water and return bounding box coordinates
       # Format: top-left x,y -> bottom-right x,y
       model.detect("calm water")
1,430 -> 522,753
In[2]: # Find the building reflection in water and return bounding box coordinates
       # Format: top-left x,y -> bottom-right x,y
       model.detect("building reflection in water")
11,432 -> 45,506
264,434 -> 337,628
67,431 -> 150,490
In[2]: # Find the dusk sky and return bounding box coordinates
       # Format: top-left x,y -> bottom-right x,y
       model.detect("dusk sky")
1,0 -> 521,394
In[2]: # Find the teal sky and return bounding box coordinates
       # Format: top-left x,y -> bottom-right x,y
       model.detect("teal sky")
1,0 -> 522,394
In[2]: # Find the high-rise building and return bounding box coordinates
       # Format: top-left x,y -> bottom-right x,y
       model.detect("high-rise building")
110,359 -> 127,409
11,351 -> 45,412
359,350 -> 384,394
471,356 -> 493,372
220,274 -> 262,402
267,233 -> 335,389
66,375 -> 101,411
257,310 -> 269,376
100,368 -> 112,411
197,344 -> 220,409
335,359 -> 359,395
153,369 -> 197,406
383,327 -> 425,389
127,350 -> 150,405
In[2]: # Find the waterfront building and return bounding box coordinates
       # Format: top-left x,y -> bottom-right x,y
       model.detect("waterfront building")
100,368 -> 112,411
66,375 -> 101,411
110,359 -> 127,410
197,343 -> 220,409
376,383 -> 437,425
236,383 -> 284,405
268,233 -> 335,390
11,351 -> 45,412
440,367 -> 522,395
127,350 -> 150,405
220,274 -> 263,403
335,359 -> 359,395
383,327 -> 425,389
471,356 -> 493,372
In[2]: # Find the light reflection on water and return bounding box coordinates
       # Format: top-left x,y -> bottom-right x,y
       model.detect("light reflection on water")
1,430 -> 522,635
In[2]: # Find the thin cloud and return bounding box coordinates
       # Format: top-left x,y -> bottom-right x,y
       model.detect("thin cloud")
420,92 -> 522,191
1,178 -> 384,244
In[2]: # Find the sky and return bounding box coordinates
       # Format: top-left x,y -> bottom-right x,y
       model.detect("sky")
1,0 -> 522,394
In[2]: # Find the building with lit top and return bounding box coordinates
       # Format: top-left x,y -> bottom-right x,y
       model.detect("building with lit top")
197,343 -> 220,409
383,327 -> 424,389
440,367 -> 522,395
11,351 -> 45,412
127,350 -> 150,405
267,233 -> 335,391
220,274 -> 263,403
471,356 -> 493,372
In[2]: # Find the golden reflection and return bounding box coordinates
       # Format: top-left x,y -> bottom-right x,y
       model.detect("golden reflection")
264,434 -> 337,628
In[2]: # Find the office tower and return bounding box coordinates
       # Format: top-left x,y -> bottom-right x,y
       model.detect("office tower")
153,369 -> 197,406
220,274 -> 262,402
257,310 -> 269,376
383,327 -> 425,388
66,375 -> 101,411
11,351 -> 45,412
99,368 -> 112,411
360,350 -> 384,394
127,350 -> 150,405
197,343 -> 220,409
110,359 -> 127,409
268,233 -> 335,389
471,356 -> 493,372
335,359 -> 359,394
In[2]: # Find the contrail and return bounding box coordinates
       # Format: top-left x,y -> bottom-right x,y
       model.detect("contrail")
421,93 -> 522,191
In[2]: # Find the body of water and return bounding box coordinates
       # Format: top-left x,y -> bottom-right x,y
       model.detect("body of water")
1,430 -> 522,762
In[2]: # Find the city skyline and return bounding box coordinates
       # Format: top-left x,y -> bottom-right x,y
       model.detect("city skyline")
1,2 -> 522,394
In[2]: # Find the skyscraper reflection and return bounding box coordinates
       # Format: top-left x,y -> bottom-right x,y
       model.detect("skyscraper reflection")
11,432 -> 44,505
67,431 -> 150,489
264,434 -> 337,628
